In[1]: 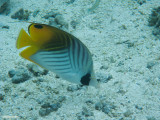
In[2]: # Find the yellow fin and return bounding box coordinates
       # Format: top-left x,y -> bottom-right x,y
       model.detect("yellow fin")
20,46 -> 39,63
16,29 -> 33,49
20,46 -> 46,69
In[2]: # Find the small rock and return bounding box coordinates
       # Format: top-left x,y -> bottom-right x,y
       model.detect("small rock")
85,100 -> 94,105
8,69 -> 16,78
105,74 -> 113,82
12,73 -> 30,84
24,92 -> 32,98
55,14 -> 68,29
67,85 -> 82,92
77,111 -> 94,120
148,6 -> 160,28
70,20 -> 78,29
41,103 -> 51,108
48,17 -> 59,27
11,68 -> 30,84
50,103 -> 61,111
0,23 -> 9,29
95,101 -> 116,114
55,74 -> 60,78
97,73 -> 112,83
36,99 -> 43,104
0,0 -> 10,14
82,107 -> 94,117
39,102 -> 61,117
102,103 -> 115,114
95,102 -> 103,110
146,61 -> 156,69
117,89 -> 126,95
152,29 -> 160,38
127,42 -> 134,48
4,87 -> 10,93
148,6 -> 160,38
117,61 -> 124,66
2,25 -> 9,29
32,78 -> 44,85
100,63 -> 109,70
27,64 -> 48,76
33,10 -> 39,17
76,113 -> 86,120
39,108 -> 52,117
66,0 -> 76,4
52,88 -> 59,94
119,24 -> 127,30
11,8 -> 30,20
137,0 -> 146,5
43,11 -> 58,19
0,93 -> 4,101
57,96 -> 66,103
135,105 -> 143,110
0,107 -> 2,112
37,78 -> 44,82
123,110 -> 133,117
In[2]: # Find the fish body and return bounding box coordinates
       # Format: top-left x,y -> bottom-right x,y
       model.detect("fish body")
16,23 -> 98,87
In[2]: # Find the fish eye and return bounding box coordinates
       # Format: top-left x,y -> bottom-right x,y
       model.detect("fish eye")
34,24 -> 43,29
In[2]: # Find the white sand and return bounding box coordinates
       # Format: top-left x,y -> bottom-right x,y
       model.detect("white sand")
0,0 -> 160,120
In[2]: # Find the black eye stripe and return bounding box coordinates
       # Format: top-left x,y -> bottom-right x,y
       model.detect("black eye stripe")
34,24 -> 43,29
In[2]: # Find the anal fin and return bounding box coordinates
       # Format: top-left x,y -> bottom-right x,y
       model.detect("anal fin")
20,46 -> 39,63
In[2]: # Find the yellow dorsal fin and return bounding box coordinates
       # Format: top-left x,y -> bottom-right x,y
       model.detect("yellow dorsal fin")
16,29 -> 33,49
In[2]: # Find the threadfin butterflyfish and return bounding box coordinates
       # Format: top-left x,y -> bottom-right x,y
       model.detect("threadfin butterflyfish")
16,23 -> 98,87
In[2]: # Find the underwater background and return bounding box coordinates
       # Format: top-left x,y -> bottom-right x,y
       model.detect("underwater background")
0,0 -> 160,120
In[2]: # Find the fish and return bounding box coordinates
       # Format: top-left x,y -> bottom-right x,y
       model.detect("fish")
16,23 -> 99,87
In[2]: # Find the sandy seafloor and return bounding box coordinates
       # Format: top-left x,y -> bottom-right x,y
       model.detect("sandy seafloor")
0,0 -> 160,120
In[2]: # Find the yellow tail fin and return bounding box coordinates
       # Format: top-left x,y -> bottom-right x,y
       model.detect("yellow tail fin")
16,29 -> 32,49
